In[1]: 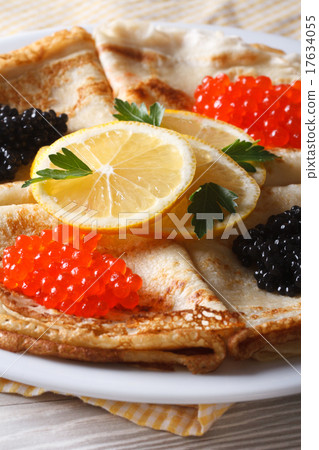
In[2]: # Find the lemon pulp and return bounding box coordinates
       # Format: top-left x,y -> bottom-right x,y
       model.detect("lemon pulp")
31,122 -> 196,231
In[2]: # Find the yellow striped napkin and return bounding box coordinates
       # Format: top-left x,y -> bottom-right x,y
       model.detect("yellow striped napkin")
0,378 -> 231,436
0,0 -> 300,40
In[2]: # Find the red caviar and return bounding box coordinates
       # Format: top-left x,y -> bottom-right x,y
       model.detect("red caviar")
0,225 -> 142,318
193,74 -> 301,148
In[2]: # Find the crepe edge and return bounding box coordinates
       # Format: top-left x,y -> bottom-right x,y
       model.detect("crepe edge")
0,327 -> 227,375
0,279 -> 246,374
227,315 -> 301,360
0,182 -> 35,207
0,26 -> 95,73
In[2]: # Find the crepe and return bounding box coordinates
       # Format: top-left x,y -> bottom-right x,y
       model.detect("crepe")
0,27 -> 116,203
94,20 -> 300,109
264,148 -> 301,186
0,26 -> 114,132
0,182 -> 34,207
185,184 -> 301,360
0,204 -> 243,374
94,20 -> 301,186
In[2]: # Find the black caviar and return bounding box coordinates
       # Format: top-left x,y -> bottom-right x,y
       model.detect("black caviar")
0,104 -> 68,182
232,206 -> 301,297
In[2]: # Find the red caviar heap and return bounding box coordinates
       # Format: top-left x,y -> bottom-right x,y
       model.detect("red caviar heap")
193,74 -> 301,148
0,225 -> 143,318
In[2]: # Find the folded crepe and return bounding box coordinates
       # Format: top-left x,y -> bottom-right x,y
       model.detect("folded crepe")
94,20 -> 300,109
0,204 -> 243,374
0,26 -> 114,131
185,184 -> 301,360
0,27 -> 115,204
94,20 -> 301,186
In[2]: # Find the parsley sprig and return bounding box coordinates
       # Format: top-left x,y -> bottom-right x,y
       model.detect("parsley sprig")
188,183 -> 238,239
221,139 -> 278,173
113,98 -> 165,126
22,148 -> 93,188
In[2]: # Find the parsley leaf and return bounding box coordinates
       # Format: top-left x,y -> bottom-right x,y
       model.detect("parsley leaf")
188,182 -> 238,239
113,98 -> 165,126
22,148 -> 93,188
220,139 -> 278,173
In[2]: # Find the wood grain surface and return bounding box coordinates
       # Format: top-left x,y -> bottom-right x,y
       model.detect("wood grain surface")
0,393 -> 300,449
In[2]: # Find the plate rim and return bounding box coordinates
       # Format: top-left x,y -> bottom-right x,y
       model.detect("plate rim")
0,22 -> 300,54
0,349 -> 301,404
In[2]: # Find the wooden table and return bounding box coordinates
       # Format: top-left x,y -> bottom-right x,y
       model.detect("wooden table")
0,393 -> 300,449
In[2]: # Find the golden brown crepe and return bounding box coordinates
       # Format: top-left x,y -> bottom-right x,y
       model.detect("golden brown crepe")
0,27 -> 116,201
0,26 -> 114,131
0,26 -> 116,207
0,204 -> 243,373
185,184 -> 301,360
94,20 -> 301,187
94,20 -> 300,109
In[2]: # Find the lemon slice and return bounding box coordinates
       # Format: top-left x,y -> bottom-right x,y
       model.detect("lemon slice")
151,137 -> 260,239
161,110 -> 266,186
31,122 -> 196,231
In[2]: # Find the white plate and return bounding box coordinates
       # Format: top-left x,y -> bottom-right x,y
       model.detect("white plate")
0,25 -> 300,405
0,350 -> 300,404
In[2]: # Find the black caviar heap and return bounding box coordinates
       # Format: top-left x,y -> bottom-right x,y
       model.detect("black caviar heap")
0,104 -> 68,182
232,206 -> 301,297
